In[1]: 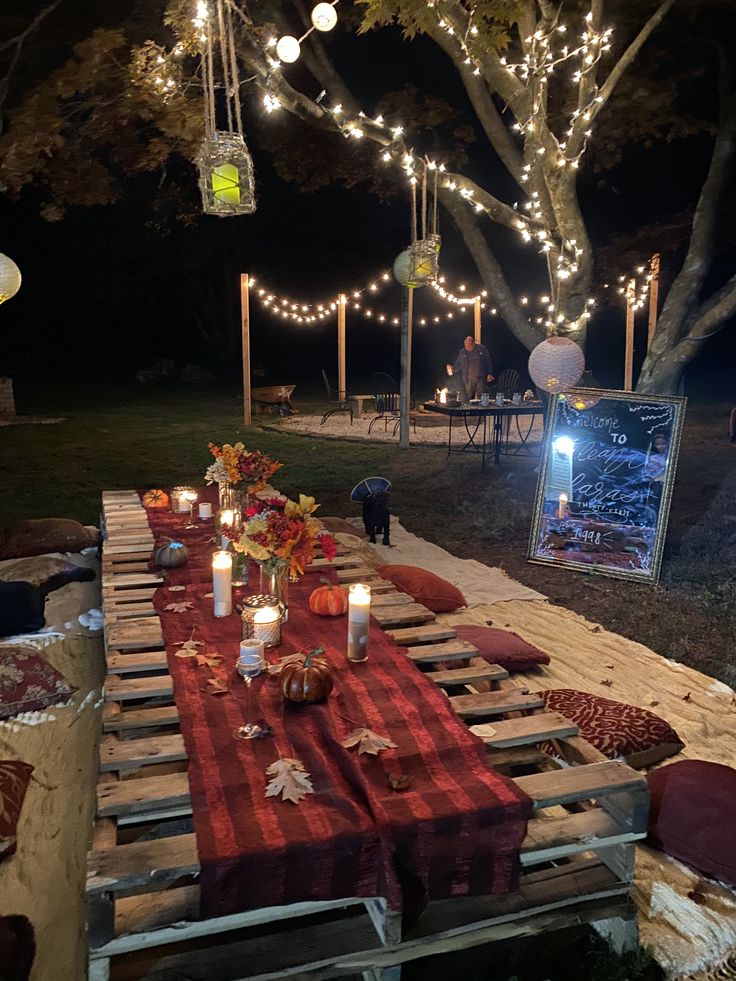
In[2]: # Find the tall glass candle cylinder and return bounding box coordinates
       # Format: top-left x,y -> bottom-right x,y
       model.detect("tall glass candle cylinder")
212,550 -> 232,617
219,508 -> 235,550
347,583 -> 371,663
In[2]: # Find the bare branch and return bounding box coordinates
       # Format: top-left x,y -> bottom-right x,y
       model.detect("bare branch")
684,272 -> 736,343
290,1 -> 360,113
0,0 -> 64,127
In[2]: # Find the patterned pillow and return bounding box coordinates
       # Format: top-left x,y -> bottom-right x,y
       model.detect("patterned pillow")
647,761 -> 736,885
0,761 -> 34,860
540,689 -> 684,769
454,625 -> 550,672
0,645 -> 76,721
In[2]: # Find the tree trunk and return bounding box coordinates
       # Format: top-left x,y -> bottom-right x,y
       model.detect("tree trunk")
635,352 -> 685,395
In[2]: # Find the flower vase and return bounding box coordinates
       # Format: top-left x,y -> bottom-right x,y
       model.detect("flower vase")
219,482 -> 236,510
259,563 -> 289,622
231,549 -> 249,588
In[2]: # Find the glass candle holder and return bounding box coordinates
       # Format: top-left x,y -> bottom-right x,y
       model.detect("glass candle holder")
241,594 -> 281,648
171,485 -> 197,513
347,583 -> 371,662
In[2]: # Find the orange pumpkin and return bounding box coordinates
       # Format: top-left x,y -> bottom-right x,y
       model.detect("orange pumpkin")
308,580 -> 349,617
280,648 -> 334,704
142,489 -> 170,508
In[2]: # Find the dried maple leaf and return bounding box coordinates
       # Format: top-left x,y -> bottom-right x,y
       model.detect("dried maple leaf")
388,773 -> 412,792
268,652 -> 305,676
600,679 -> 613,687
175,638 -> 202,651
683,692 -> 692,702
265,758 -> 314,804
201,678 -> 229,695
164,601 -> 193,613
342,727 -> 397,756
196,653 -> 223,669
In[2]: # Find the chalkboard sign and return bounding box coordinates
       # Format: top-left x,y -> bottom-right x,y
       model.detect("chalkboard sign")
528,389 -> 686,582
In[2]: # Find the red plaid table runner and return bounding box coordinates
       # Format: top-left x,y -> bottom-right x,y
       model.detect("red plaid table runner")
141,492 -> 532,918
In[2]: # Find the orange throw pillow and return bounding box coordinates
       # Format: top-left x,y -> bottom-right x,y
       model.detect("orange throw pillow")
378,564 -> 466,613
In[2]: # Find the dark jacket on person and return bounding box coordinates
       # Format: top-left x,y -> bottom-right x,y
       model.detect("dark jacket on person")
453,343 -> 493,390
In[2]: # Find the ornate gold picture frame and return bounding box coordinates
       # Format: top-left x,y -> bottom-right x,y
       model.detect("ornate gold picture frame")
528,389 -> 686,583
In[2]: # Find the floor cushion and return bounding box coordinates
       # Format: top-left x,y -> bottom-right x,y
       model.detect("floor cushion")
0,914 -> 35,980
0,556 -> 96,592
454,624 -> 550,672
647,760 -> 736,885
0,583 -> 45,638
0,761 -> 34,861
319,516 -> 362,537
0,519 -> 100,560
540,689 -> 684,768
0,645 -> 76,720
377,564 -> 466,613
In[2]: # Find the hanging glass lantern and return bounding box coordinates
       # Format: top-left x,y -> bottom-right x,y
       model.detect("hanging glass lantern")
408,237 -> 440,286
0,254 -> 22,305
196,132 -> 256,216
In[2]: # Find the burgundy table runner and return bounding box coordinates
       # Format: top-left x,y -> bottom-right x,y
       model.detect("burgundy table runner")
141,492 -> 532,918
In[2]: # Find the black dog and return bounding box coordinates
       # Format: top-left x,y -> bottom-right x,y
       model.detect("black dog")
362,490 -> 391,546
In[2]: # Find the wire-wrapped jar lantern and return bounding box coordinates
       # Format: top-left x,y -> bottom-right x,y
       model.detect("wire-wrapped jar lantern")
408,236 -> 440,286
196,132 -> 255,216
241,594 -> 281,648
171,486 -> 198,513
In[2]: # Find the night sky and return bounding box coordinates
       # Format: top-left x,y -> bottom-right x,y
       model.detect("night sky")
0,2 -> 734,399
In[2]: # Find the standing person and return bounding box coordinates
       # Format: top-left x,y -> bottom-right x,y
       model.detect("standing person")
446,336 -> 494,401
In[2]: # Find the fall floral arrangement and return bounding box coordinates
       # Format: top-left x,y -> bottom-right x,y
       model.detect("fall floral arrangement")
228,495 -> 337,578
205,441 -> 282,495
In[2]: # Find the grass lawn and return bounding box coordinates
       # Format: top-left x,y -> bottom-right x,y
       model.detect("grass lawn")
3,379 -> 734,980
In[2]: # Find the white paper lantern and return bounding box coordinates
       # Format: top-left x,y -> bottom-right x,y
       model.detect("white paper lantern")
392,249 -> 413,287
311,2 -> 338,31
0,254 -> 21,305
276,35 -> 301,63
528,336 -> 585,393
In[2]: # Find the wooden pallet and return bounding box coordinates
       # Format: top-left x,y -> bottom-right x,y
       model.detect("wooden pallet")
88,491 -> 648,981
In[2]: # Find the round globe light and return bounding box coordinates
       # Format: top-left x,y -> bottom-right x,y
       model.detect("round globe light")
0,254 -> 21,305
528,336 -> 585,394
276,35 -> 301,63
311,2 -> 338,31
392,248 -> 413,287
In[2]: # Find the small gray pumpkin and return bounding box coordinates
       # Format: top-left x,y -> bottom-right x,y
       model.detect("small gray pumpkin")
155,541 -> 189,568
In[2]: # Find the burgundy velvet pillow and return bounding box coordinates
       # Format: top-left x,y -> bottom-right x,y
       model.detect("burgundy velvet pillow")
541,689 -> 684,769
377,565 -> 466,614
0,761 -> 34,860
0,915 -> 35,980
454,625 -> 550,672
0,645 -> 76,720
647,761 -> 736,885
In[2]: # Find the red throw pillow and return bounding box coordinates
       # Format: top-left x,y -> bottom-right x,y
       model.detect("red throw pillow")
647,761 -> 736,885
540,689 -> 684,769
377,565 -> 466,614
0,761 -> 34,860
0,645 -> 76,721
454,625 -> 550,672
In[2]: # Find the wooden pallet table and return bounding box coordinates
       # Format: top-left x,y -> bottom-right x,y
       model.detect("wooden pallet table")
88,491 -> 648,981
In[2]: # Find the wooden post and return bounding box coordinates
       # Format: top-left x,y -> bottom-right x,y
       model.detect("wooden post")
337,293 -> 347,401
473,296 -> 481,345
624,278 -> 636,391
399,287 -> 414,449
240,273 -> 252,426
647,254 -> 660,350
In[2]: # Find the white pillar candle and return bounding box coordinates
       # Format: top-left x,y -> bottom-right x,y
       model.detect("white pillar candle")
212,550 -> 233,617
253,605 -> 280,646
347,583 -> 371,663
219,508 -> 235,550
199,502 -> 213,519
558,493 -> 569,519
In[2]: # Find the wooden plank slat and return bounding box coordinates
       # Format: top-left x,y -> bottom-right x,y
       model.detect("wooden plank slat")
404,639 -> 478,663
107,572 -> 164,590
97,772 -> 191,818
371,604 -> 436,628
388,624 -> 457,646
104,675 -> 174,703
106,617 -> 164,652
103,704 -> 180,732
106,651 -> 168,675
449,689 -> 544,719
87,834 -> 200,896
520,810 -> 644,866
367,591 -> 407,608
99,733 -> 187,772
428,664 -> 508,687
335,566 -> 379,582
471,712 -> 579,750
514,760 -> 647,809
308,555 -> 363,570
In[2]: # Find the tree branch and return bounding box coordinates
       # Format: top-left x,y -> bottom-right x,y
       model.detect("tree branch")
0,0 -> 64,129
683,271 -> 736,343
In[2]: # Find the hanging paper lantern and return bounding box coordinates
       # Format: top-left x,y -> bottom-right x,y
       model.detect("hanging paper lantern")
392,249 -> 414,287
0,255 -> 21,305
196,132 -> 256,216
311,3 -> 338,31
276,35 -> 301,63
528,336 -> 585,393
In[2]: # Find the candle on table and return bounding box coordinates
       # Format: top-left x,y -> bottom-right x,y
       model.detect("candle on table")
347,583 -> 371,663
558,493 -> 569,519
199,502 -> 213,519
238,638 -> 265,669
212,550 -> 233,617
253,605 -> 281,647
220,508 -> 235,550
